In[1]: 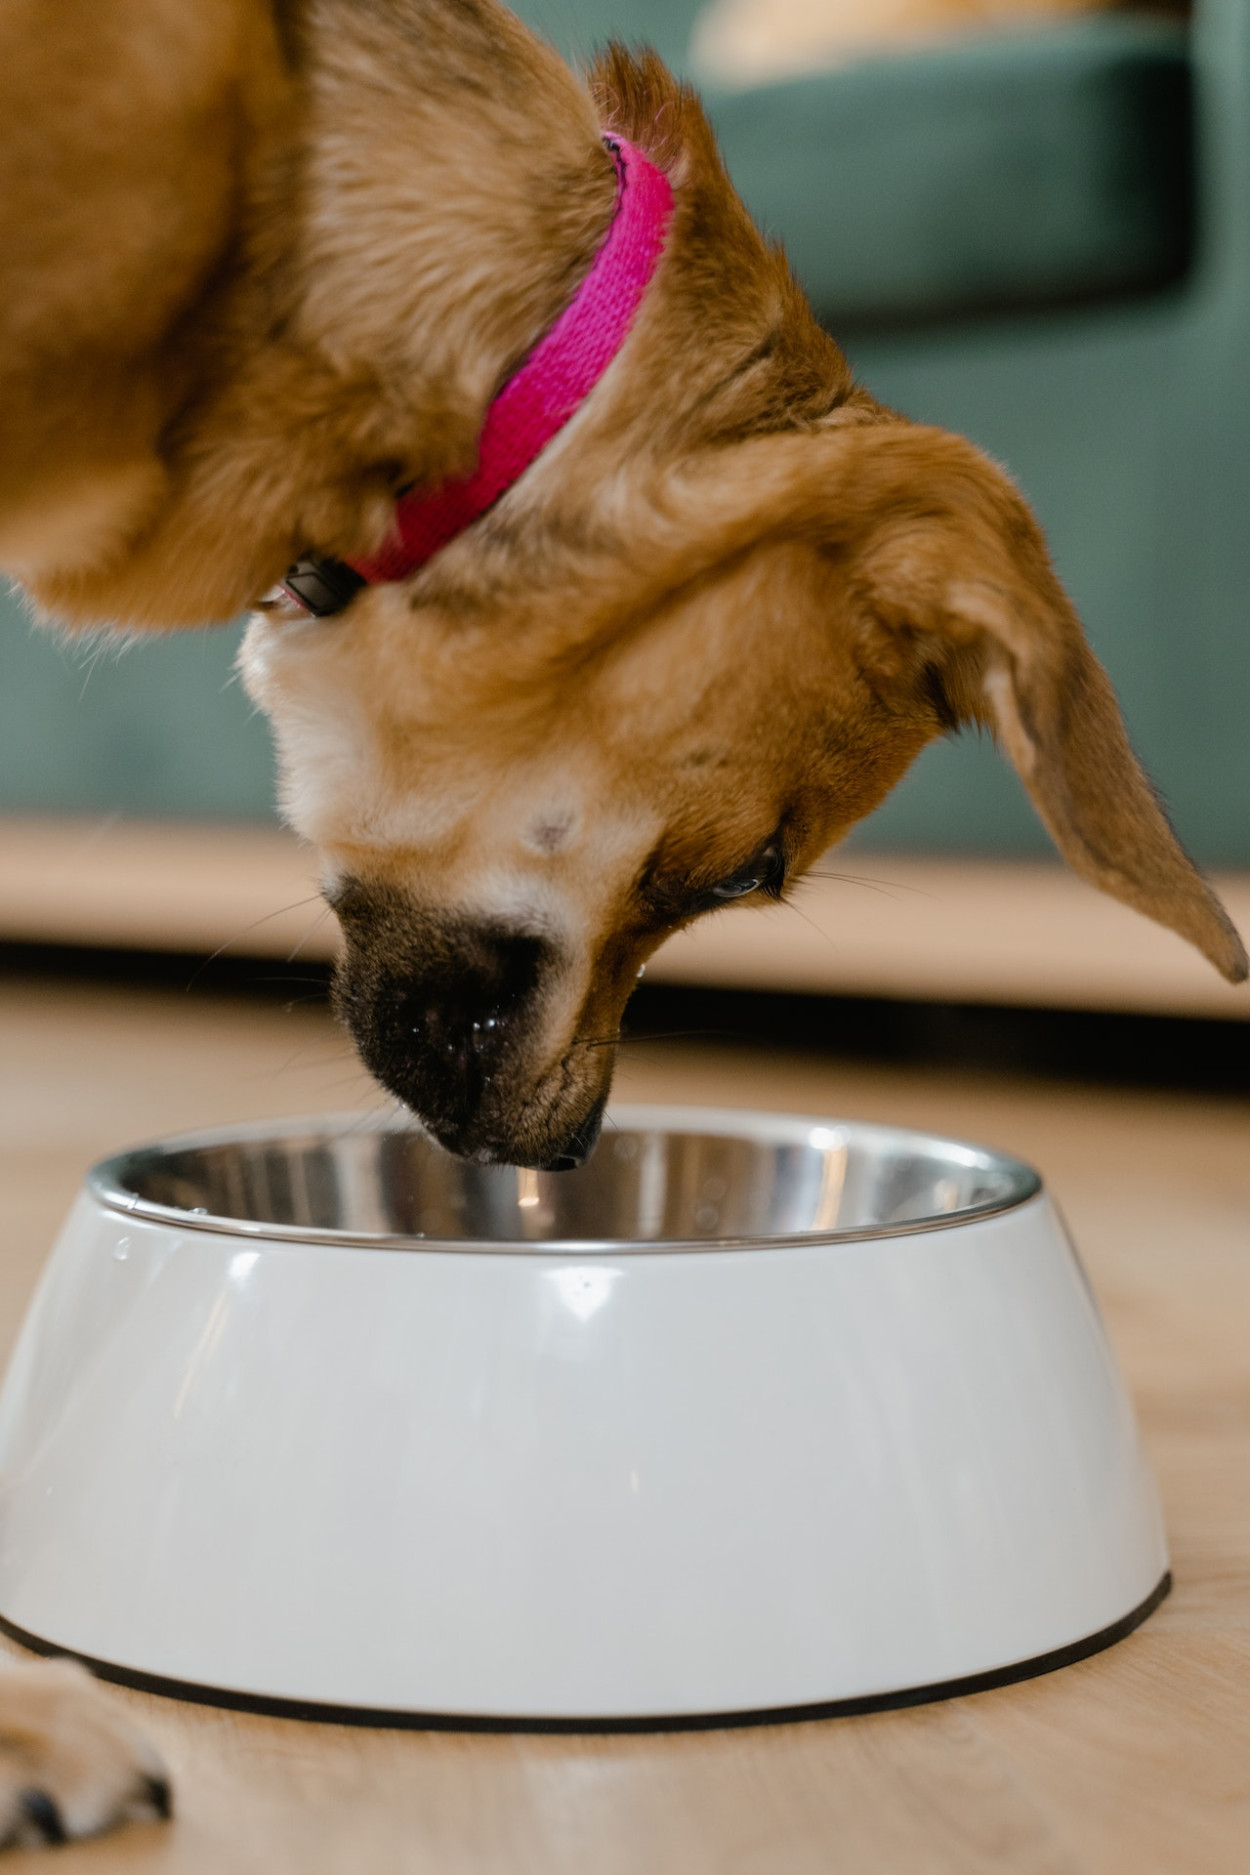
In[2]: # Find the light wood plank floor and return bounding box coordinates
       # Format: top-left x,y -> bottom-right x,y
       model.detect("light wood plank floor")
0,974 -> 1247,1873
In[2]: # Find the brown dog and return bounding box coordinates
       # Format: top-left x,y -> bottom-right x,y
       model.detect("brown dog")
5,0 -> 1245,1180
0,0 -> 1245,1843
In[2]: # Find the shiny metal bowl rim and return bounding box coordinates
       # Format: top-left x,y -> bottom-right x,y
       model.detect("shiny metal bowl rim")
86,1105 -> 1044,1256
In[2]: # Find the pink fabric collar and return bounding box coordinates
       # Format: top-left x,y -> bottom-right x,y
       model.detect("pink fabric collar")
282,136 -> 673,613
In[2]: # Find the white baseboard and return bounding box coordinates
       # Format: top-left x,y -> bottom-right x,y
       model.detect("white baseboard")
1,815 -> 1247,1020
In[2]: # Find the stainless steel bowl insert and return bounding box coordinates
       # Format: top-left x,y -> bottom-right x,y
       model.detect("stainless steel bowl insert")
89,1107 -> 1041,1252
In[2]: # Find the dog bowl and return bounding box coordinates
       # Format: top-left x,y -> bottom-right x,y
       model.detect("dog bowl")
0,1106 -> 1167,1725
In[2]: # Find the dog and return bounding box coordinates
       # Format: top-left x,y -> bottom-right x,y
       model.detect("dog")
1,0 -> 1245,1846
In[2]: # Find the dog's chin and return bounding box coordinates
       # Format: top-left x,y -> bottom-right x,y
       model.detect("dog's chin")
374,1069 -> 610,1171
420,1087 -> 610,1171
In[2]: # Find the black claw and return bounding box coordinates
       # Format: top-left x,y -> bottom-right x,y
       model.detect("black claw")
140,1773 -> 173,1820
19,1788 -> 67,1846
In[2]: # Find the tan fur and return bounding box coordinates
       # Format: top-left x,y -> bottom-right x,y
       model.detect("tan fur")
3,2 -> 1245,1174
1,0 -> 616,620
0,1658 -> 167,1846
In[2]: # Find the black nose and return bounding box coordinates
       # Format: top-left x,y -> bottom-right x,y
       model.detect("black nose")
338,928 -> 549,1145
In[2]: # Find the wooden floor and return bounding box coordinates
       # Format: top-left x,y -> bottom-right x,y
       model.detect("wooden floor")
0,973 -> 1247,1872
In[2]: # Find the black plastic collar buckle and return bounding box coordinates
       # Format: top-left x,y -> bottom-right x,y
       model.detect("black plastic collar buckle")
281,556 -> 367,617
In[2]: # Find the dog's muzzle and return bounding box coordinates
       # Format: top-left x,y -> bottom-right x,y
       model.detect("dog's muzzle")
331,909 -> 604,1168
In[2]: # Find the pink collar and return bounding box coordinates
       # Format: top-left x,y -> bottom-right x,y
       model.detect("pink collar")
282,136 -> 674,616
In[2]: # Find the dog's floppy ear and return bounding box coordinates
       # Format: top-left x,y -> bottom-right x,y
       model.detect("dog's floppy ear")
827,423 -> 1247,983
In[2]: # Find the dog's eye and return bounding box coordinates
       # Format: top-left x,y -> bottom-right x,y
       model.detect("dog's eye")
709,843 -> 785,902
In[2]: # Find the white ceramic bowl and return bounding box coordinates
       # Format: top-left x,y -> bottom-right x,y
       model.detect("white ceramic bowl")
0,1106 -> 1167,1725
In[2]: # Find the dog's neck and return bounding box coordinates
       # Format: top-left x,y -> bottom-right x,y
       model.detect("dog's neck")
281,135 -> 674,617
4,0 -> 621,626
9,2 -> 854,631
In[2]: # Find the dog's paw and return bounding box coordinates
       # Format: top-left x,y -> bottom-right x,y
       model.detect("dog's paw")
0,1657 -> 170,1850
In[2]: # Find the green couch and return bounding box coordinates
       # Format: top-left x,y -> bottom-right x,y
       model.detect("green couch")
2,0 -> 1246,862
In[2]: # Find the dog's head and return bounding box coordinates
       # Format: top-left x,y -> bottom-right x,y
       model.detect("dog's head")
241,411 -> 1247,1165
237,45 -> 1244,1166
240,500 -> 911,1162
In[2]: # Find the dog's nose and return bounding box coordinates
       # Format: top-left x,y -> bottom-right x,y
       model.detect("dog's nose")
332,903 -> 609,1167
362,932 -> 547,1143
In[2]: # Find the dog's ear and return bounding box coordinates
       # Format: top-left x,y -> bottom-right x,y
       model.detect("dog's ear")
825,423 -> 1247,983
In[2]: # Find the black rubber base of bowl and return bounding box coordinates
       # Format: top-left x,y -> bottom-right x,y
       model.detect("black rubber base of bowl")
0,1571 -> 1170,1735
